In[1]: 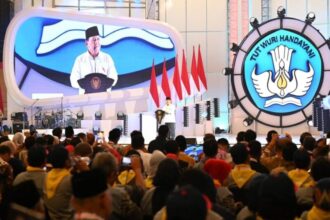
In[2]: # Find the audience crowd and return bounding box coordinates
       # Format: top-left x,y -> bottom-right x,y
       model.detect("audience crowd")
0,125 -> 330,220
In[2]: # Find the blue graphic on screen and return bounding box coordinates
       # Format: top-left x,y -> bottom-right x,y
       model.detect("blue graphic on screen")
244,29 -> 322,114
14,17 -> 176,97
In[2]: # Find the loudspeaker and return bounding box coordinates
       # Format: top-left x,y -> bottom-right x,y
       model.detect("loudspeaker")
195,104 -> 201,124
213,98 -> 220,117
12,122 -> 29,134
186,138 -> 197,145
183,106 -> 189,127
206,100 -> 211,121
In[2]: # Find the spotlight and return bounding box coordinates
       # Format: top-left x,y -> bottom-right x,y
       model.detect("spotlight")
249,17 -> 259,28
307,115 -> 313,127
117,111 -> 126,120
326,38 -> 330,49
77,111 -> 84,120
95,111 -> 102,120
222,67 -> 233,76
277,6 -> 286,18
228,100 -> 239,109
305,12 -> 315,24
230,43 -> 240,52
243,116 -> 254,127
93,126 -> 100,135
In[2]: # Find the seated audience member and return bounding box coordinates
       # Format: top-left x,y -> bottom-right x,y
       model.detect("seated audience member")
299,132 -> 312,147
13,146 -> 47,197
258,172 -> 297,220
62,126 -> 74,145
204,158 -> 232,187
18,136 -> 36,167
141,158 -> 181,219
281,142 -> 298,171
52,127 -> 62,140
245,129 -> 257,143
148,125 -> 169,153
1,141 -> 25,178
216,138 -> 232,163
236,131 -> 247,144
296,157 -> 330,214
179,168 -> 235,218
12,132 -> 24,153
236,174 -> 268,220
261,137 -> 290,171
70,136 -> 82,148
311,157 -> 330,182
44,146 -> 73,220
175,135 -> 195,168
225,143 -> 259,205
165,186 -> 208,220
0,145 -> 13,220
92,152 -> 143,220
302,136 -> 316,156
131,135 -> 151,176
71,169 -> 111,220
288,149 -> 314,215
74,142 -> 93,159
203,133 -> 216,142
195,139 -> 218,170
165,140 -> 189,169
77,132 -> 87,143
108,128 -> 122,149
248,140 -> 269,174
313,138 -> 328,159
301,178 -> 330,220
288,149 -> 314,188
10,180 -> 44,217
145,150 -> 166,189
86,132 -> 96,146
262,130 -> 278,157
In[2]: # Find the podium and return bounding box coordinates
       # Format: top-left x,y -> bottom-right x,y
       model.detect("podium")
155,109 -> 165,124
78,73 -> 114,94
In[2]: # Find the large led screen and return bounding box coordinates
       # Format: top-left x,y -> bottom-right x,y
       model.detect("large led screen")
4,9 -> 182,105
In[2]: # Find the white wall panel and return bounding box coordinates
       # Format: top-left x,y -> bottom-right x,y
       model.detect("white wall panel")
207,0 -> 227,31
187,0 -> 206,31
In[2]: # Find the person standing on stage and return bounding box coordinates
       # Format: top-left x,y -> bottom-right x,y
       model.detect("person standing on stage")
70,26 -> 118,94
162,97 -> 176,140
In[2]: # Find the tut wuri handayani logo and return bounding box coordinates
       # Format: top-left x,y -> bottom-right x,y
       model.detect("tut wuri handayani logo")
244,29 -> 322,115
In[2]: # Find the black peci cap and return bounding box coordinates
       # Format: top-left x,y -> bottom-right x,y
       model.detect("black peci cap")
85,26 -> 100,40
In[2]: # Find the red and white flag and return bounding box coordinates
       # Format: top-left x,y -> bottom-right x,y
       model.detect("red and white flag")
191,46 -> 200,93
161,58 -> 171,98
197,45 -> 208,92
181,49 -> 191,97
172,56 -> 183,100
149,60 -> 160,108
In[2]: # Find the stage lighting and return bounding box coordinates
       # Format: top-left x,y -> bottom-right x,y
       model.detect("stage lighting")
95,111 -> 102,120
250,17 -> 259,28
222,67 -> 233,76
277,6 -> 286,18
305,12 -> 315,24
77,111 -> 84,120
230,43 -> 240,52
243,116 -> 254,127
307,115 -> 313,127
93,126 -> 100,135
117,111 -> 126,120
228,100 -> 239,109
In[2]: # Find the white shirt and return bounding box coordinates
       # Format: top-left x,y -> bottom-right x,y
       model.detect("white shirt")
162,103 -> 176,123
70,51 -> 118,94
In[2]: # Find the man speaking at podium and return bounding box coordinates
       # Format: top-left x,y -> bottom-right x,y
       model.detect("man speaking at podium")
162,97 -> 176,140
70,26 -> 118,94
